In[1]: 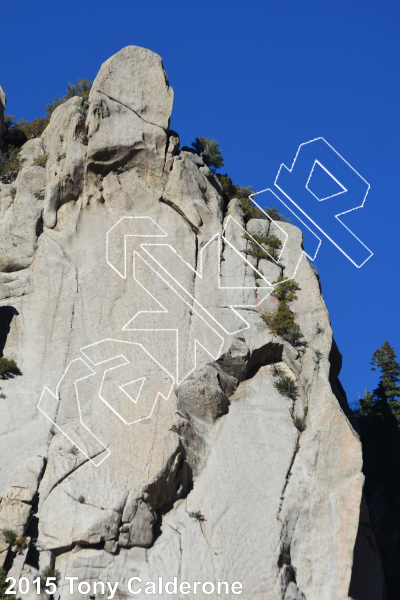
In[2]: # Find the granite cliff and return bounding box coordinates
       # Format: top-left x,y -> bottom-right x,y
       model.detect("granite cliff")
0,46 -> 387,599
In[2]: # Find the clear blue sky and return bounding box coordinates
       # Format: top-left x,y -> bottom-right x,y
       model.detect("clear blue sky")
1,0 -> 399,404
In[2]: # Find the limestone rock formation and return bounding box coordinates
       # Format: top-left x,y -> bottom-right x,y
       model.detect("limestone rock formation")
0,46 -> 387,599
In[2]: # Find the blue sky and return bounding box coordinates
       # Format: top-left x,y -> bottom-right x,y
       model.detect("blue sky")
1,0 -> 399,403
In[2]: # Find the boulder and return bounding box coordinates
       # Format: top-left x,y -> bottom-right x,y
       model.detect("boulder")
91,45 -> 173,130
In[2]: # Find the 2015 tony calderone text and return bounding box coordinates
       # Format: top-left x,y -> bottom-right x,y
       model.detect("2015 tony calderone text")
5,576 -> 243,596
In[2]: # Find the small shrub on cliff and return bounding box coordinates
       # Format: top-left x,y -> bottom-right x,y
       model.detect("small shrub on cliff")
0,567 -> 8,600
284,326 -> 305,347
191,137 -> 224,174
45,78 -> 92,118
78,495 -> 85,504
2,528 -> 16,545
198,146 -> 289,220
238,194 -> 291,223
293,415 -> 306,432
243,232 -> 282,262
0,358 -> 21,379
217,173 -> 236,198
262,302 -> 303,343
189,510 -> 205,521
271,276 -> 300,302
0,146 -> 26,183
64,78 -> 92,101
40,566 -> 61,588
262,276 -> 305,347
33,152 -> 48,168
274,374 -> 299,401
265,207 -> 291,223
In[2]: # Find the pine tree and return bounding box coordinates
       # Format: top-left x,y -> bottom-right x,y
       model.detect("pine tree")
371,340 -> 400,416
358,388 -> 374,417
356,341 -> 400,598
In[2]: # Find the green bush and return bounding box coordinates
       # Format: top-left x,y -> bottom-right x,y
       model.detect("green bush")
2,528 -> 16,545
191,137 -> 224,174
217,173 -> 236,198
0,146 -> 26,183
78,495 -> 85,504
188,510 -> 205,521
262,302 -> 302,343
2,115 -> 47,148
293,415 -> 306,432
40,566 -> 61,588
45,78 -> 92,118
33,153 -> 48,168
192,141 -> 290,225
237,194 -> 290,223
274,374 -> 299,401
10,187 -> 17,200
17,118 -> 48,140
0,79 -> 91,159
0,358 -> 21,379
271,276 -> 300,302
239,195 -> 265,220
2,115 -> 28,148
262,276 -> 305,347
265,207 -> 291,223
0,567 -> 8,600
243,232 -> 282,262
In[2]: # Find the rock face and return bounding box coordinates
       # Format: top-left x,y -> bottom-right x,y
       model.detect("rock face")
0,46 -> 386,599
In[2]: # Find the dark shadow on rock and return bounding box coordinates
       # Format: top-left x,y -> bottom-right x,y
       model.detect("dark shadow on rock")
354,404 -> 400,599
0,305 -> 18,356
245,342 -> 283,380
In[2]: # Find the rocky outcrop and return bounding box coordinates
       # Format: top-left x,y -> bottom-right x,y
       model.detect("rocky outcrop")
0,46 -> 386,599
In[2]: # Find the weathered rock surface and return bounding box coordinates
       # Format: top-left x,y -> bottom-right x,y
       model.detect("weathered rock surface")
0,46 -> 386,600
